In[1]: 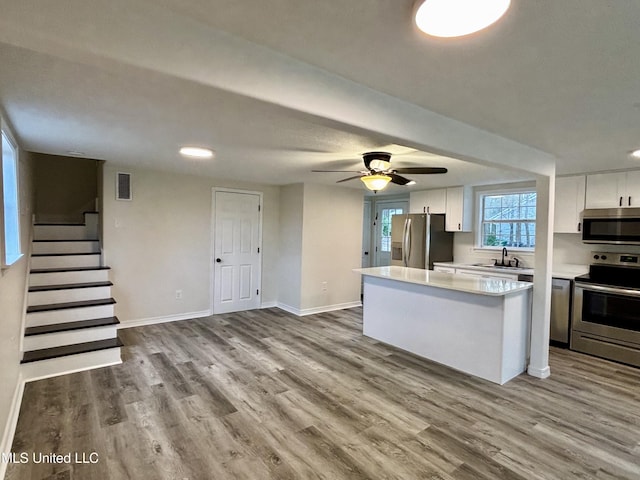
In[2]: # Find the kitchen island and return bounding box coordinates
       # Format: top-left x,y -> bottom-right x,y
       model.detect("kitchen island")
354,266 -> 533,385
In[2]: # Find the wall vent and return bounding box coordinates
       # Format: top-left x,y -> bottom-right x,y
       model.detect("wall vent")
116,172 -> 132,201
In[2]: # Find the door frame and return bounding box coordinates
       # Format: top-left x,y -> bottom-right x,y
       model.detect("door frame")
211,187 -> 264,314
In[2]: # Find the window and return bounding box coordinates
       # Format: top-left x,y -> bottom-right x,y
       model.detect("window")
478,190 -> 536,249
2,129 -> 22,266
380,207 -> 403,252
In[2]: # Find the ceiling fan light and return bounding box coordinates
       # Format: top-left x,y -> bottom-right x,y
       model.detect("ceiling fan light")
414,0 -> 511,38
368,159 -> 391,171
361,174 -> 391,192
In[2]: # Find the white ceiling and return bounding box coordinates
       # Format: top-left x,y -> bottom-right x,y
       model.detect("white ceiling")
1,0 -> 639,193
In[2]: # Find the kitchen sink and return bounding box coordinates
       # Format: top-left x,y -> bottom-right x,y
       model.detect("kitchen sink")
480,264 -> 530,270
468,263 -> 529,270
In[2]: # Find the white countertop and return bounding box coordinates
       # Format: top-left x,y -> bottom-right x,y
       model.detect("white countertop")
354,266 -> 533,297
432,261 -> 588,280
550,264 -> 589,279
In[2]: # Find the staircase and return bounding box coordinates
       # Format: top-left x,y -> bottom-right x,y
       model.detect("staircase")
21,212 -> 122,380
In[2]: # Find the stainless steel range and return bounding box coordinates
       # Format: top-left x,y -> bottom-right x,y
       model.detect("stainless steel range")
572,252 -> 640,367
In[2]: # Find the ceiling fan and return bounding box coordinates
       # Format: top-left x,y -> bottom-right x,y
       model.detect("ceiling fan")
312,152 -> 447,192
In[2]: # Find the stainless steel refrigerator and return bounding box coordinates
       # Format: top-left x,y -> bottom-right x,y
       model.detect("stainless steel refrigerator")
391,213 -> 454,269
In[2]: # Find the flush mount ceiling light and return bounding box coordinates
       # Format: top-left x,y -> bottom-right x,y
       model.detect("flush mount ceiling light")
179,146 -> 214,159
631,149 -> 640,159
414,0 -> 511,38
361,174 -> 392,193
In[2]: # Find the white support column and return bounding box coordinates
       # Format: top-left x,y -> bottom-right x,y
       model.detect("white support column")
528,172 -> 556,379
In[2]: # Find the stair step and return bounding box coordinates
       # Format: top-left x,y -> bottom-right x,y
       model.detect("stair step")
21,337 -> 123,364
34,223 -> 85,226
32,240 -> 100,255
30,266 -> 111,274
34,224 -> 96,241
25,317 -> 120,336
31,252 -> 100,257
27,298 -> 116,314
31,253 -> 101,269
29,281 -> 113,293
33,239 -> 98,242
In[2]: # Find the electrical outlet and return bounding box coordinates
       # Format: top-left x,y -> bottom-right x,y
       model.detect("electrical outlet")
321,281 -> 328,291
175,289 -> 183,300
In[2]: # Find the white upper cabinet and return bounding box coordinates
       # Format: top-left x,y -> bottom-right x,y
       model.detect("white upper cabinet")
585,171 -> 640,208
409,189 -> 446,214
554,175 -> 585,233
445,186 -> 472,232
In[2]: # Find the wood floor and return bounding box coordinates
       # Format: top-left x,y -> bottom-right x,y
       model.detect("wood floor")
7,307 -> 640,480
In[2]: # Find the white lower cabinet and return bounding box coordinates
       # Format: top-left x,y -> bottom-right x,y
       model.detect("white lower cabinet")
453,268 -> 520,281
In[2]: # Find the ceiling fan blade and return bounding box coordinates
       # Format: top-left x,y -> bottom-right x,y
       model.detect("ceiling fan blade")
388,173 -> 413,185
311,169 -> 362,173
336,175 -> 364,183
393,167 -> 448,174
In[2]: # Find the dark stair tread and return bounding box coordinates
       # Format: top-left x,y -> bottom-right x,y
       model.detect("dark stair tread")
33,239 -> 99,242
34,223 -> 86,226
31,252 -> 100,257
29,281 -> 113,292
21,337 -> 123,364
27,298 -> 116,313
25,317 -> 120,336
30,266 -> 111,274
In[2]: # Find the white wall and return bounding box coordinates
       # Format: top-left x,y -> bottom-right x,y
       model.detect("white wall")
102,164 -> 280,323
277,183 -> 364,314
0,144 -> 33,458
300,184 -> 363,311
277,184 -> 304,311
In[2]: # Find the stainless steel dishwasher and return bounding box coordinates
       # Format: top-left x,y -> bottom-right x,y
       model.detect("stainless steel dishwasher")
518,274 -> 572,346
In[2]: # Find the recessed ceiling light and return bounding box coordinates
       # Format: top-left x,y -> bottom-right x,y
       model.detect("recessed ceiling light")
179,146 -> 214,159
407,180 -> 417,186
414,0 -> 511,38
630,149 -> 640,159
67,150 -> 85,157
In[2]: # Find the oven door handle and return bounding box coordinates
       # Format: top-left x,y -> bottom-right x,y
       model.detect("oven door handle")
576,282 -> 640,297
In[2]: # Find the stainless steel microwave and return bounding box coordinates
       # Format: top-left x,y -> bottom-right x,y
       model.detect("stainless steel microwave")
581,208 -> 640,245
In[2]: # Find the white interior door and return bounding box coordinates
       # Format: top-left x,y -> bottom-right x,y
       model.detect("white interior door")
374,201 -> 407,266
213,190 -> 262,314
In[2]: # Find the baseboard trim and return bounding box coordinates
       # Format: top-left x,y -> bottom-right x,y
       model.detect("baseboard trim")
260,301 -> 277,309
277,301 -> 362,317
527,364 -> 551,379
0,373 -> 25,480
117,310 -> 212,329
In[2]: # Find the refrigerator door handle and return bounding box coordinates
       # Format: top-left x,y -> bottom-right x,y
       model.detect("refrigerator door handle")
425,213 -> 432,269
400,217 -> 408,266
404,218 -> 412,267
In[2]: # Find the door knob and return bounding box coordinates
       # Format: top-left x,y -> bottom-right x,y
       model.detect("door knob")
216,258 -> 222,263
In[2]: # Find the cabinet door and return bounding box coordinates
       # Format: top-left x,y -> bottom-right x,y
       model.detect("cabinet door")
425,189 -> 446,214
624,170 -> 640,207
554,176 -> 585,233
455,268 -> 518,280
445,186 -> 472,232
409,191 -> 428,213
585,172 -> 625,208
